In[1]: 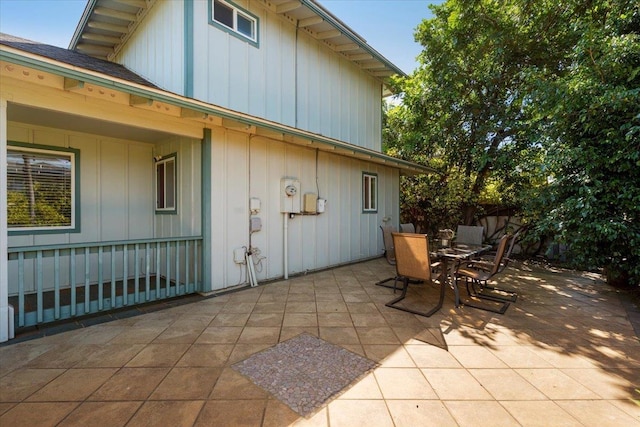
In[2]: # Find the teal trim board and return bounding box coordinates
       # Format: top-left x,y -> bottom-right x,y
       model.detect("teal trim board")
184,0 -> 194,98
201,129 -> 212,292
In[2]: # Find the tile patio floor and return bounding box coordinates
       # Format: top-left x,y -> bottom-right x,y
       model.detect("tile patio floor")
1,258 -> 639,426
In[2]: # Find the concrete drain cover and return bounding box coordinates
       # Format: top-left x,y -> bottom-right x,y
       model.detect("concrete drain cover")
233,333 -> 377,417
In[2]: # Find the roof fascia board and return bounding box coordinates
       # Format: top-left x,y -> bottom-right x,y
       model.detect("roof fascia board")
69,0 -> 98,50
300,0 -> 406,77
0,46 -> 432,175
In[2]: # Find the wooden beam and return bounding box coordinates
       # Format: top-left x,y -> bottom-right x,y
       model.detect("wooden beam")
361,62 -> 386,70
130,94 -> 153,106
316,29 -> 341,40
81,33 -> 122,44
75,44 -> 114,56
181,108 -> 208,120
349,53 -> 373,61
112,0 -> 147,8
371,70 -> 394,77
276,1 -> 301,14
334,43 -> 359,52
298,16 -> 322,27
94,6 -> 138,22
63,78 -> 84,91
87,21 -> 129,35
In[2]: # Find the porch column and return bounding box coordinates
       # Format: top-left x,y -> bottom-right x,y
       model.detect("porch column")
0,97 -> 12,342
201,128 -> 212,292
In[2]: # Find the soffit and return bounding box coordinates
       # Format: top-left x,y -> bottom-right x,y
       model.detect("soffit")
268,0 -> 405,84
69,0 -> 155,60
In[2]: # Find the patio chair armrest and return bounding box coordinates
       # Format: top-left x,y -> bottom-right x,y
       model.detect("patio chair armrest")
464,260 -> 494,271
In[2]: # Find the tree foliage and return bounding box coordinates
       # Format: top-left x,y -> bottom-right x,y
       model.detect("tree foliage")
524,0 -> 640,285
385,0 -> 640,285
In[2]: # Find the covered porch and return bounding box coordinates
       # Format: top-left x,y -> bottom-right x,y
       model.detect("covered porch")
1,258 -> 638,426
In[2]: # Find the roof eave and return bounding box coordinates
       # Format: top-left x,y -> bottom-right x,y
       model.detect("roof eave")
0,45 -> 433,176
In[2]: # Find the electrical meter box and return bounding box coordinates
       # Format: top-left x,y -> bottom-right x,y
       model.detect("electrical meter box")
303,193 -> 317,213
280,178 -> 300,213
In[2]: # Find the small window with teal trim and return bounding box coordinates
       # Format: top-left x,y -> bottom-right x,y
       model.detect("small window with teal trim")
211,0 -> 258,45
363,172 -> 378,213
7,142 -> 80,234
155,154 -> 177,214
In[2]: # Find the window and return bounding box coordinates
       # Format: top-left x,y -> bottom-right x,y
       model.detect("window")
211,0 -> 258,45
7,143 -> 79,233
363,172 -> 378,213
156,154 -> 177,213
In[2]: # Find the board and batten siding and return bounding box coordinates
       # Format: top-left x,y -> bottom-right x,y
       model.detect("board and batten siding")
115,0 -> 185,95
205,129 -> 398,290
190,0 -> 383,151
5,121 -> 201,294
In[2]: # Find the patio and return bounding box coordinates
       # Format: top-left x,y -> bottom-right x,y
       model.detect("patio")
1,258 -> 639,426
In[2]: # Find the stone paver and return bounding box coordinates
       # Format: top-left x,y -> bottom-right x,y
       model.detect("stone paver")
1,259 -> 639,426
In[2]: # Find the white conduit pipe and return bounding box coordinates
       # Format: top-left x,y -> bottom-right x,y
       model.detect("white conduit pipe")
283,213 -> 289,280
246,251 -> 258,287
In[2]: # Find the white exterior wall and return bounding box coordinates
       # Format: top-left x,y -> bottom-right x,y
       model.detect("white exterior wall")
190,0 -> 383,151
153,137 -> 202,238
6,122 -> 201,294
7,122 -> 154,248
115,0 -> 185,94
206,130 -> 398,290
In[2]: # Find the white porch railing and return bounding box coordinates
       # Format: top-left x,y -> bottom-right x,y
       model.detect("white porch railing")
7,236 -> 202,328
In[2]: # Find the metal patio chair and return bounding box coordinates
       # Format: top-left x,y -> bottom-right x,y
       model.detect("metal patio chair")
385,232 -> 444,317
375,225 -> 401,291
456,225 -> 484,246
454,234 -> 514,314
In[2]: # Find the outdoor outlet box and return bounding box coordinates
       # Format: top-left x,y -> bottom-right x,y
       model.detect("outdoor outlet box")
280,178 -> 300,213
317,198 -> 326,213
233,248 -> 246,264
303,193 -> 317,213
250,197 -> 261,213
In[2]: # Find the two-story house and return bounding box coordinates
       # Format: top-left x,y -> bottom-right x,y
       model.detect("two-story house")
0,0 -> 432,341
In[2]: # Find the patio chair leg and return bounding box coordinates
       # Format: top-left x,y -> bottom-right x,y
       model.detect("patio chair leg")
376,276 -> 403,294
385,278 -> 445,318
461,279 -> 511,314
475,281 -> 518,303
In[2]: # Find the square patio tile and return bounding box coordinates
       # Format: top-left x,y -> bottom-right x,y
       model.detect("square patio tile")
500,401 -> 582,426
126,400 -> 204,427
27,368 -> 117,402
444,401 -> 519,427
0,368 -> 65,402
374,368 -> 437,399
57,401 -> 142,427
0,402 -> 79,427
421,368 -> 493,400
387,400 -> 458,427
89,367 -> 169,400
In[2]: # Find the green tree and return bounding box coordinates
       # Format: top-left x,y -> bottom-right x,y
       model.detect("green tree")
526,0 -> 640,286
386,0 -> 572,230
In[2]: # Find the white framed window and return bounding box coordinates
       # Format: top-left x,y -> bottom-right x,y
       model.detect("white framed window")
155,154 -> 177,213
7,142 -> 79,233
363,172 -> 378,213
211,0 -> 258,45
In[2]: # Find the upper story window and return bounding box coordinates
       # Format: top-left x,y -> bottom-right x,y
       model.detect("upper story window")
362,172 -> 378,213
7,142 -> 79,234
211,0 -> 259,45
155,154 -> 177,214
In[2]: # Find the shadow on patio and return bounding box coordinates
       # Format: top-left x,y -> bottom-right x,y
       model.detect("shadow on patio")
1,258 -> 639,426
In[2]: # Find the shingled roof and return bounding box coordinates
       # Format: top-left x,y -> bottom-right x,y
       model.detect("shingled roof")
0,32 -> 156,88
